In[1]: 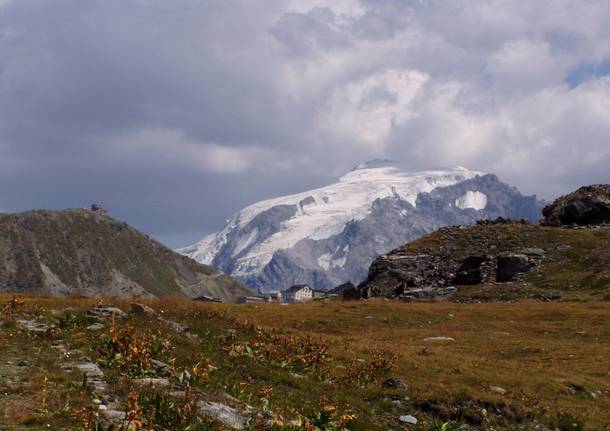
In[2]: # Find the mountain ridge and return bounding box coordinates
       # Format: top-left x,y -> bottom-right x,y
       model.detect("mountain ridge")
182,163 -> 544,292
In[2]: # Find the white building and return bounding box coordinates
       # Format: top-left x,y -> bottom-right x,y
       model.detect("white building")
281,284 -> 313,303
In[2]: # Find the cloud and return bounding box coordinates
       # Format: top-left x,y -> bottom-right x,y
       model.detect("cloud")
109,128 -> 255,175
0,0 -> 609,246
321,69 -> 428,148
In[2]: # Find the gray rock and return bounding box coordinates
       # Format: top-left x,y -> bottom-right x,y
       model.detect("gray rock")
134,378 -> 170,387
87,305 -> 127,320
423,336 -> 455,342
382,378 -> 408,390
18,319 -> 51,332
164,319 -> 189,333
103,409 -> 127,423
75,361 -> 104,378
490,385 -> 507,394
542,184 -> 610,226
151,359 -> 174,376
496,253 -> 538,282
198,401 -> 249,430
399,414 -> 418,425
86,323 -> 105,331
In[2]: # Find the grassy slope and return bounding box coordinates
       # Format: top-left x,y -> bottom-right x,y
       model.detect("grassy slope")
1,294 -> 608,430
396,224 -> 610,301
0,209 -> 250,301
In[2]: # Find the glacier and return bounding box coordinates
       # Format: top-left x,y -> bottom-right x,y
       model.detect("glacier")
180,161 -> 543,292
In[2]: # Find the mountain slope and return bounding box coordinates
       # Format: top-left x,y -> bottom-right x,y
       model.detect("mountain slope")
182,161 -> 543,292
0,208 -> 250,301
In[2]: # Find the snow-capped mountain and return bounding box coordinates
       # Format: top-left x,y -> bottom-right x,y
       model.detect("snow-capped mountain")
180,160 -> 543,292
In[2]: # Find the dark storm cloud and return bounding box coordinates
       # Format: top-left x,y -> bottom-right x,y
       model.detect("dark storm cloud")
1,0 -> 609,247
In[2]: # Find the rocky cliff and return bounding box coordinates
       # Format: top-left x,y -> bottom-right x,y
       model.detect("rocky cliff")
0,208 -> 250,301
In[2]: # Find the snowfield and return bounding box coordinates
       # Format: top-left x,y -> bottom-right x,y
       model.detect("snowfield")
180,162 -> 483,278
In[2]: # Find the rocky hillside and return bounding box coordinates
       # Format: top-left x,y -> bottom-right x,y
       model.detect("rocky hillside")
358,185 -> 610,302
0,208 -> 250,301
182,161 -> 543,292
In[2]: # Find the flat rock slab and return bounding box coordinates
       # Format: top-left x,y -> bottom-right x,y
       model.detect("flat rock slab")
87,305 -> 127,320
75,362 -> 104,378
423,336 -> 455,342
18,319 -> 52,332
134,378 -> 171,387
103,409 -> 128,423
490,385 -> 507,394
399,414 -> 418,425
164,319 -> 189,333
198,401 -> 249,430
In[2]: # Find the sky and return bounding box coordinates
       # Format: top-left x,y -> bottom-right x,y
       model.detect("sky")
1,0 -> 609,247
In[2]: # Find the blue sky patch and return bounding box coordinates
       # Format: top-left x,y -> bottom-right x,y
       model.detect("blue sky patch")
567,57 -> 610,87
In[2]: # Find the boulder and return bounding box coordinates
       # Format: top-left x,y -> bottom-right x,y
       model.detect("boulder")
542,184 -> 610,226
452,255 -> 494,285
382,378 -> 408,390
130,302 -> 156,316
496,253 -> 537,282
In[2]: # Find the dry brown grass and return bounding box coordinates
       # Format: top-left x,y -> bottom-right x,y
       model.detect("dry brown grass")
1,293 -> 609,429
215,299 -> 610,429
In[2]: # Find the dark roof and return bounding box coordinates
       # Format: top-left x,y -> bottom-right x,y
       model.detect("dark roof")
283,284 -> 311,293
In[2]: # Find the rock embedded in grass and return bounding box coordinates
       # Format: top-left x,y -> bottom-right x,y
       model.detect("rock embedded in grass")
399,414 -> 418,425
198,401 -> 249,430
134,377 -> 171,387
130,302 -> 156,316
87,305 -> 127,320
17,319 -> 51,332
151,359 -> 174,376
423,336 -> 456,342
382,378 -> 408,390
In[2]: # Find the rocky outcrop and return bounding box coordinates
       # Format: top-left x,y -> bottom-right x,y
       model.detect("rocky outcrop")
358,223 -> 545,299
0,209 -> 251,301
542,184 -> 610,226
496,250 -> 544,282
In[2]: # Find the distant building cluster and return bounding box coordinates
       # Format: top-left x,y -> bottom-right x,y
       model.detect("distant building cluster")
281,284 -> 313,303
237,283 -> 335,304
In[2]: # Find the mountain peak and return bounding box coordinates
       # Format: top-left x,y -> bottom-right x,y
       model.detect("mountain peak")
352,159 -> 398,171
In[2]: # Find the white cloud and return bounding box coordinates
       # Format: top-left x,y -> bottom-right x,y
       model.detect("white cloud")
321,69 -> 428,148
486,40 -> 563,92
108,128 -> 256,175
